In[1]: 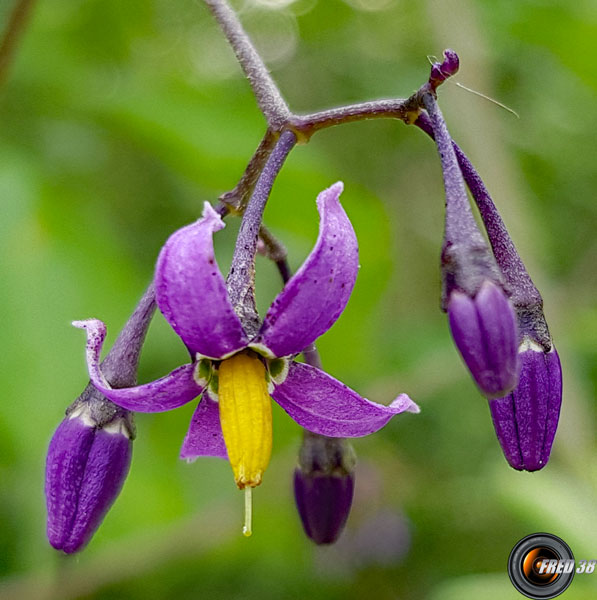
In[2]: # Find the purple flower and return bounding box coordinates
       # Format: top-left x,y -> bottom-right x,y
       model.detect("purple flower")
74,182 -> 418,533
45,399 -> 132,553
294,433 -> 355,545
422,92 -> 519,398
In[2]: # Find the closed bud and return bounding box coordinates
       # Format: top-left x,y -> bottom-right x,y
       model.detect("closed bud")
489,338 -> 562,471
45,393 -> 133,553
422,92 -> 520,400
447,280 -> 519,398
416,100 -> 562,469
294,432 -> 355,545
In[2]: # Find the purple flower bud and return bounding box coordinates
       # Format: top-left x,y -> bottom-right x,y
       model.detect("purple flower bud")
447,280 -> 519,398
45,394 -> 133,553
46,284 -> 154,553
489,341 -> 562,471
415,107 -> 562,468
294,433 -> 355,545
420,93 -> 520,398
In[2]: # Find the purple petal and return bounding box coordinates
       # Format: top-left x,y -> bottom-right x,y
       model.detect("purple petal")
45,413 -> 132,553
155,202 -> 248,359
448,280 -> 519,398
271,362 -> 419,437
489,343 -> 562,472
73,319 -> 204,412
253,183 -> 359,358
180,392 -> 227,461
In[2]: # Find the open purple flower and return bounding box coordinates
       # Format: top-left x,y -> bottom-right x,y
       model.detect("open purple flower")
75,182 -> 418,534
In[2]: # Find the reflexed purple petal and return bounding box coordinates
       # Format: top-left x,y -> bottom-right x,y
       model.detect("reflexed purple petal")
45,412 -> 132,554
489,343 -> 562,472
271,362 -> 419,437
180,392 -> 227,461
294,468 -> 354,545
253,183 -> 359,358
448,280 -> 519,398
73,319 -> 203,412
155,202 -> 248,359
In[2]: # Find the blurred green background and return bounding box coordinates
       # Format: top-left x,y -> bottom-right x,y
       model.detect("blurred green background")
1,0 -> 596,598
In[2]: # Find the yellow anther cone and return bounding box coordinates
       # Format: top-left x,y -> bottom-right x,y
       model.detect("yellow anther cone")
218,352 -> 273,490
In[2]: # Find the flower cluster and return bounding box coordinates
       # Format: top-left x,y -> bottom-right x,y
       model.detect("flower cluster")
44,49 -> 562,555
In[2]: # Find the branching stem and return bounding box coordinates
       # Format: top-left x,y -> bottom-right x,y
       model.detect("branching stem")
203,0 -> 290,130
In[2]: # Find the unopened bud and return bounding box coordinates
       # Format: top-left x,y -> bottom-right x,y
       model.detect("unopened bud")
489,338 -> 562,471
422,91 -> 519,398
294,433 -> 355,545
45,394 -> 133,553
447,280 -> 519,398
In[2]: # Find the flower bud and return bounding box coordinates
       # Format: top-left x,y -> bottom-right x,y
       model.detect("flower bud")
294,432 -> 355,545
415,104 -> 562,469
45,394 -> 133,553
421,92 -> 520,399
447,280 -> 519,398
489,338 -> 562,471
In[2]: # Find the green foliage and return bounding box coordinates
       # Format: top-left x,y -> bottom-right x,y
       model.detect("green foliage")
1,0 -> 595,598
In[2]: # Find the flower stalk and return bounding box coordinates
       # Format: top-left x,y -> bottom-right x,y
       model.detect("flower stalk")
226,129 -> 297,336
203,0 -> 290,131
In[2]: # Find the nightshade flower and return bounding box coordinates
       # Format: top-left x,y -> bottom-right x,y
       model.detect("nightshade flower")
74,182 -> 418,534
422,91 -> 519,399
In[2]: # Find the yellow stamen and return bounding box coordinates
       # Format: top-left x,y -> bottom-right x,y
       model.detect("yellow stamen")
218,352 -> 273,490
